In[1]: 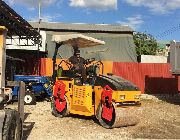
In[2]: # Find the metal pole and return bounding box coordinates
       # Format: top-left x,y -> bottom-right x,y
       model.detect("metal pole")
52,43 -> 63,82
37,0 -> 41,75
39,1 -> 41,25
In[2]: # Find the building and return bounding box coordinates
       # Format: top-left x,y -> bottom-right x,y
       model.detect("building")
0,0 -> 40,78
4,21 -> 138,76
157,40 -> 170,56
30,22 -> 137,62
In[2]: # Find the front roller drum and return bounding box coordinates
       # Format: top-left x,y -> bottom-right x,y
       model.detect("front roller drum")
52,80 -> 69,118
51,96 -> 70,118
96,103 -> 141,128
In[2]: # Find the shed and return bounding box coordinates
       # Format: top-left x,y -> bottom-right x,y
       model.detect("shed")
30,22 -> 137,62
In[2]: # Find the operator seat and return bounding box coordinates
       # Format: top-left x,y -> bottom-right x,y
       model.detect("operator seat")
61,70 -> 83,86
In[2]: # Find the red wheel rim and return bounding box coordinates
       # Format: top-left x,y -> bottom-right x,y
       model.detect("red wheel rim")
102,104 -> 114,121
55,98 -> 67,112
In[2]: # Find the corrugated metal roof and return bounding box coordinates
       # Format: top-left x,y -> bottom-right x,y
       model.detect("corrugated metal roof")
30,22 -> 134,33
0,1 -> 40,40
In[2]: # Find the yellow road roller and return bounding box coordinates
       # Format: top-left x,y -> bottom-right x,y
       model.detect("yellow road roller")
51,34 -> 141,128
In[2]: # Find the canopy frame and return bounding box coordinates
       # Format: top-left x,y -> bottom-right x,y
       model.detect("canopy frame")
52,34 -> 105,48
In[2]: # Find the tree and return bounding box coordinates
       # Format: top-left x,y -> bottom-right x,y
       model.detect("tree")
133,32 -> 158,56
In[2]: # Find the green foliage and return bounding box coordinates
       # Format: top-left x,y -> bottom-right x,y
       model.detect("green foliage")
133,32 -> 158,56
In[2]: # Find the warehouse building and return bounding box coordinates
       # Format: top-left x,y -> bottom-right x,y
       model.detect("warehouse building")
30,22 -> 137,62
5,21 -> 137,76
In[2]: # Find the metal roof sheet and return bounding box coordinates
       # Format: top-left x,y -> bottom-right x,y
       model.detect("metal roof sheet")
0,0 -> 40,44
30,22 -> 134,33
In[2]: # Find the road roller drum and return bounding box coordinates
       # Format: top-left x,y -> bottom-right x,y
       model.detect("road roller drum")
96,104 -> 142,128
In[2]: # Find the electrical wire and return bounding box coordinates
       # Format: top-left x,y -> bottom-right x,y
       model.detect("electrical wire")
156,24 -> 180,39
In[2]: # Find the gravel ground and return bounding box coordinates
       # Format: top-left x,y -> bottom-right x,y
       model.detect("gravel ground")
7,98 -> 180,140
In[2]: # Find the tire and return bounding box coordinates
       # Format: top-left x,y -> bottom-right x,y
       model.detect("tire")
2,109 -> 23,140
24,92 -> 36,105
51,96 -> 70,118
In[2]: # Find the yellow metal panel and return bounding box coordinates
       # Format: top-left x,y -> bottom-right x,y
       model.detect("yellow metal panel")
0,26 -> 7,95
63,80 -> 73,96
94,86 -> 103,116
70,85 -> 94,116
101,61 -> 113,75
70,109 -> 93,116
112,91 -> 141,102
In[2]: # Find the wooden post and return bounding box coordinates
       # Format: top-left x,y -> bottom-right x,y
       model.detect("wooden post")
0,26 -> 7,96
18,81 -> 25,122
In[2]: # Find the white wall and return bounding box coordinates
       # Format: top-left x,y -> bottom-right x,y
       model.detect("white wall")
141,55 -> 168,63
170,41 -> 180,74
6,31 -> 46,52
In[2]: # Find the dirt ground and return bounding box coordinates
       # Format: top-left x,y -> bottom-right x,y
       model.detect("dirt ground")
7,98 -> 180,140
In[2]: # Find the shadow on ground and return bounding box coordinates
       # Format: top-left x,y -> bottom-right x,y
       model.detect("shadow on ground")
22,113 -> 35,140
145,94 -> 180,106
145,76 -> 180,105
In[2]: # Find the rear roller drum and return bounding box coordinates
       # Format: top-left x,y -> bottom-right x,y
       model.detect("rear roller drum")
51,96 -> 70,118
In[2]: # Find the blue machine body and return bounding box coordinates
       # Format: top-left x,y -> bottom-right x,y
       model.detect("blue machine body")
12,75 -> 52,97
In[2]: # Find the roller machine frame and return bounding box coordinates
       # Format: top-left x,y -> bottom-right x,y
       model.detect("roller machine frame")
51,34 -> 141,128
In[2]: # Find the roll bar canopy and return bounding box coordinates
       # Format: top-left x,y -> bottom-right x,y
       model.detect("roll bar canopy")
52,34 -> 105,48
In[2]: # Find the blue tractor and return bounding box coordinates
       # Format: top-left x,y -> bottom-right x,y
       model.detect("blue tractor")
12,75 -> 52,105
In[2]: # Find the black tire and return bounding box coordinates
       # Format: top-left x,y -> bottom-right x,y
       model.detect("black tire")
51,96 -> 70,118
2,109 -> 23,140
96,103 -> 115,129
24,92 -> 36,105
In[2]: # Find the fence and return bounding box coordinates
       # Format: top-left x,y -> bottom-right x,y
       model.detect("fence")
40,58 -> 180,94
112,62 -> 180,94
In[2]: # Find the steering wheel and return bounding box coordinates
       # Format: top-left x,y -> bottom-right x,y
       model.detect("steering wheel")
85,58 -> 95,65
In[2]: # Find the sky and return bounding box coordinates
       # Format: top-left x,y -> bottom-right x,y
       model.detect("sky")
4,0 -> 180,41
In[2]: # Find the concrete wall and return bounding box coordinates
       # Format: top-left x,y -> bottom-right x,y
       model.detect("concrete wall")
140,55 -> 168,63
